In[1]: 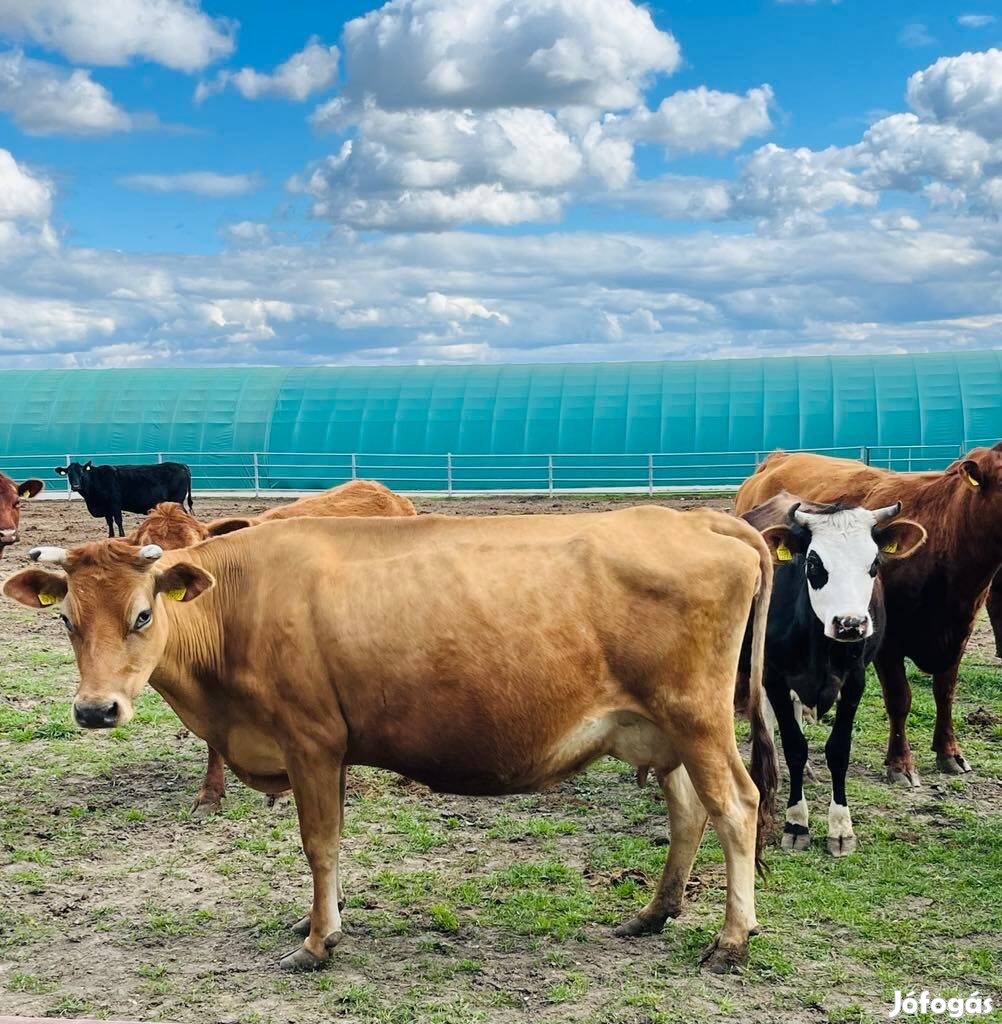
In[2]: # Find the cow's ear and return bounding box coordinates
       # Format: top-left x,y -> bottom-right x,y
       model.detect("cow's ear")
760,525 -> 805,564
54,466 -> 67,476
17,479 -> 44,499
874,519 -> 927,559
959,459 -> 982,489
205,517 -> 253,537
154,563 -> 215,603
84,461 -> 93,471
2,568 -> 67,609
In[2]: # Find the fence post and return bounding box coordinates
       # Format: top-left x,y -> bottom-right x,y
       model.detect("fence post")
252,453 -> 260,497
860,446 -> 869,465
648,454 -> 654,496
350,453 -> 357,481
446,453 -> 453,497
156,452 -> 163,464
546,455 -> 554,496
65,454 -> 71,496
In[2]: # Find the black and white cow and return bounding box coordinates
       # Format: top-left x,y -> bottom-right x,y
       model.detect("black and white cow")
55,460 -> 193,538
740,493 -> 927,855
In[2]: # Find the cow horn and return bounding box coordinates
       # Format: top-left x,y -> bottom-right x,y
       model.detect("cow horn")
872,502 -> 901,524
138,544 -> 164,561
29,546 -> 68,566
788,501 -> 810,526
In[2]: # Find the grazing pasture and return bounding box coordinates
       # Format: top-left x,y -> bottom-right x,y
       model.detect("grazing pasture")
0,496 -> 999,1024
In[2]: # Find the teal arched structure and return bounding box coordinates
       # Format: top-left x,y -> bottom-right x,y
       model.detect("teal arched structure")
0,350 -> 999,492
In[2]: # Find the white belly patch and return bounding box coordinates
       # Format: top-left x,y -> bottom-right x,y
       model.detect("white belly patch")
550,711 -> 675,777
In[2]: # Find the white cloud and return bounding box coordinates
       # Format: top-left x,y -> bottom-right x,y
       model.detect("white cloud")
899,23 -> 937,48
0,0 -> 233,72
0,148 -> 52,221
907,49 -> 1002,139
296,105 -> 593,228
221,221 -> 272,245
617,85 -> 774,155
120,172 -> 263,197
958,14 -> 997,28
196,38 -> 339,103
0,50 -> 136,136
340,0 -> 679,111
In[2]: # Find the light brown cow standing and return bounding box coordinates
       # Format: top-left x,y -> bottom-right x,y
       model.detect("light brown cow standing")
123,480 -> 417,812
4,507 -> 776,973
0,472 -> 44,557
735,446 -> 1002,787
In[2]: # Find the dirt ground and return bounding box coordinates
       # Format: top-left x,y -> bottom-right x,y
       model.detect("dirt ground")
0,495 -> 999,1024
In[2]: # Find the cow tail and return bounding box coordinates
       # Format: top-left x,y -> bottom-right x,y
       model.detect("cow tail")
747,533 -> 777,873
185,466 -> 194,512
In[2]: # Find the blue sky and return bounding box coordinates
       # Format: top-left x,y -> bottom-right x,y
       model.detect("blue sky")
0,0 -> 1000,366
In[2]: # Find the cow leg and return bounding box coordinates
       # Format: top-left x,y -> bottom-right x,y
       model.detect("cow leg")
874,652 -> 920,788
824,668 -> 864,857
292,765 -> 346,938
191,746 -> 226,815
115,510 -> 125,537
932,660 -> 973,775
280,758 -> 345,971
614,765 -> 708,937
771,688 -> 810,852
105,515 -> 115,538
675,724 -> 759,973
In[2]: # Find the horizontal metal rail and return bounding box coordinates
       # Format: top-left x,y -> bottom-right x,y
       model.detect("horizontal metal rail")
1,442 -> 984,498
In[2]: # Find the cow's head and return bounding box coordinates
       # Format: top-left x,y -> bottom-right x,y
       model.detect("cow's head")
125,502 -> 211,550
2,542 -> 213,728
0,474 -> 44,555
761,501 -> 926,641
950,444 -> 1002,507
55,461 -> 94,494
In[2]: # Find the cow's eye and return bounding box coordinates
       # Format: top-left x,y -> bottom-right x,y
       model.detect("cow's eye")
805,550 -> 829,590
133,608 -> 152,631
59,613 -> 73,633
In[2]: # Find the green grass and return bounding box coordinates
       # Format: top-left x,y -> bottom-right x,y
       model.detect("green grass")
0,626 -> 999,1024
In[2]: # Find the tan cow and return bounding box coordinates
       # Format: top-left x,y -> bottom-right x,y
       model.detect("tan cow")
123,480 -> 417,812
5,507 -> 775,973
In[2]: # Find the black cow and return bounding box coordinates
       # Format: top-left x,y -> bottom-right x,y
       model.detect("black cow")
740,493 -> 926,856
55,460 -> 193,538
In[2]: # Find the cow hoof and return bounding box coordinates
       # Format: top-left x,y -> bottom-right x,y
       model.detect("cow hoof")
935,753 -> 973,775
886,766 -> 921,789
781,831 -> 810,852
827,834 -> 857,857
699,939 -> 748,974
291,915 -> 311,937
190,794 -> 223,817
279,946 -> 327,971
613,912 -> 671,937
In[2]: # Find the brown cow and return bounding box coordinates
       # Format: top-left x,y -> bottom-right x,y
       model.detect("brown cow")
987,574 -> 1002,661
123,481 -> 417,812
735,444 -> 1002,787
5,508 -> 776,973
0,473 -> 44,557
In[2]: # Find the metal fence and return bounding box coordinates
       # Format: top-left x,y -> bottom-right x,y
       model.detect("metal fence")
1,442 -> 986,497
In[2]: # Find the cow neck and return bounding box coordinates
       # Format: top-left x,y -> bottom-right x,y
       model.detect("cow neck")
901,472 -> 1002,596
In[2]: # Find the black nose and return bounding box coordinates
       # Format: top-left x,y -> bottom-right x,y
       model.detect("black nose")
74,700 -> 119,729
832,615 -> 867,641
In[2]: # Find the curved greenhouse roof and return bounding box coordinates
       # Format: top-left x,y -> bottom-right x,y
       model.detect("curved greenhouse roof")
0,350 -> 998,492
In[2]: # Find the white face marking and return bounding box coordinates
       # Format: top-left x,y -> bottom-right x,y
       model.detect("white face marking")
797,508 -> 881,641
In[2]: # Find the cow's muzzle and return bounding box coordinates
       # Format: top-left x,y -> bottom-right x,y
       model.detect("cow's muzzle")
831,615 -> 868,642
74,700 -> 120,729
0,530 -> 17,546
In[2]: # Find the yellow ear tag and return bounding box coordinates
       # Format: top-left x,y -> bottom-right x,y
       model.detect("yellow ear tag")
881,540 -> 898,554
20,489 -> 31,499
164,587 -> 186,602
776,543 -> 792,562
963,470 -> 980,488
38,591 -> 58,606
